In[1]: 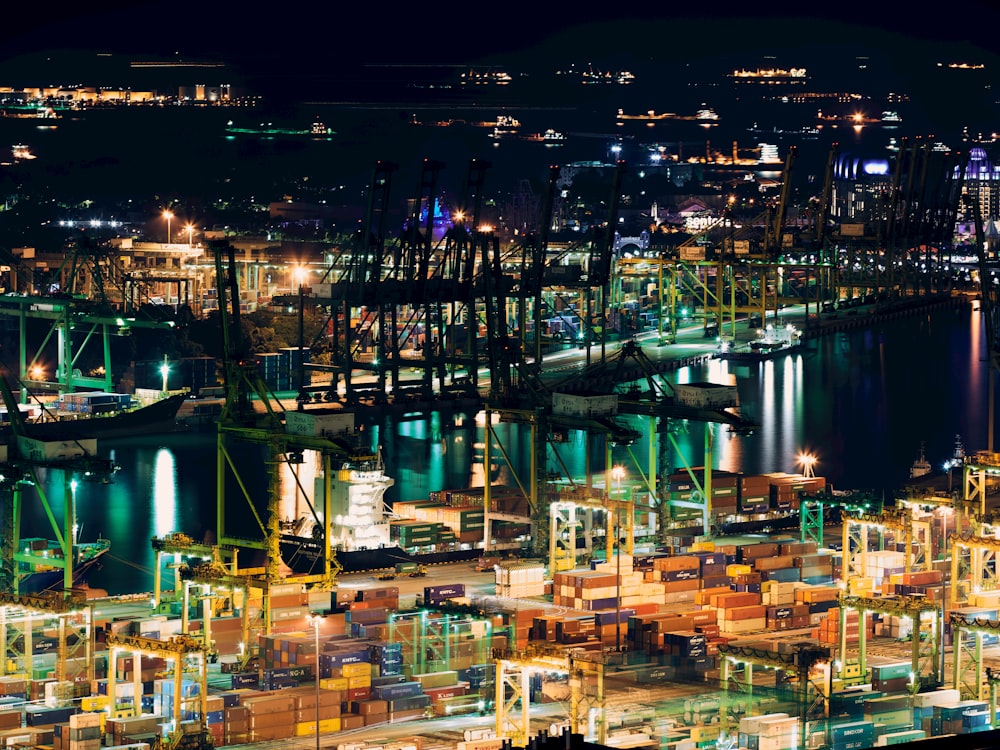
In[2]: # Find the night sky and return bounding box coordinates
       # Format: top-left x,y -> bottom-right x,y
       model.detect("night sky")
5,2 -> 1000,66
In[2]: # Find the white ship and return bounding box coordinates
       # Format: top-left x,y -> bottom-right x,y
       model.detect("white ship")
281,450 -> 395,553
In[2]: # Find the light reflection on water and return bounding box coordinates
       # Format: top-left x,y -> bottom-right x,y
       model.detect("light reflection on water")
20,304 -> 989,595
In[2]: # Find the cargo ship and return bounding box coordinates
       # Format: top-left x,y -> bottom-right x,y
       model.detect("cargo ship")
9,391 -> 188,441
279,466 -> 530,573
224,120 -> 335,138
714,323 -> 802,361
279,450 -> 402,574
16,536 -> 111,594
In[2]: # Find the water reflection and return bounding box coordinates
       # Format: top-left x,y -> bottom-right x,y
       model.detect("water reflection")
152,448 -> 178,540
39,304 -> 991,595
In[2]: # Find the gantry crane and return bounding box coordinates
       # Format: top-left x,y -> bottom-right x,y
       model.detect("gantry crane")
718,641 -> 831,749
564,339 -> 756,541
212,239 -> 370,588
495,644 -> 614,746
764,146 -> 797,257
837,593 -> 942,689
0,370 -> 118,595
105,632 -> 211,750
953,612 -> 1000,701
478,166 -> 644,557
0,590 -> 95,684
971,192 -> 1000,452
840,506 -> 932,581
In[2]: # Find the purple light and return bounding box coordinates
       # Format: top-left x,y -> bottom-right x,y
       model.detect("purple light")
862,159 -> 890,176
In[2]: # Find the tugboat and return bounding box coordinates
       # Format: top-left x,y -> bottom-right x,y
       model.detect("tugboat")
11,144 -> 35,160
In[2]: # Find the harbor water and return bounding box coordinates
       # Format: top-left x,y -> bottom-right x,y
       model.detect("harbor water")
20,301 -> 988,595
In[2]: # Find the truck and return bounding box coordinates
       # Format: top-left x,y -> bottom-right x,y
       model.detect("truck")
379,562 -> 427,579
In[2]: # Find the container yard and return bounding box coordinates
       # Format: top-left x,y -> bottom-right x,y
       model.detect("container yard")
1,472 -> 999,750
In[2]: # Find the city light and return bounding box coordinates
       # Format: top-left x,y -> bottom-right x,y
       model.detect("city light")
162,209 -> 173,243
797,451 -> 817,478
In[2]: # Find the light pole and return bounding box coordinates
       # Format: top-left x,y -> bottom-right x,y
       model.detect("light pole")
294,266 -> 308,405
797,451 -> 817,478
308,614 -> 323,750
162,210 -> 173,243
185,223 -> 194,246
610,464 -> 626,651
159,356 -> 170,397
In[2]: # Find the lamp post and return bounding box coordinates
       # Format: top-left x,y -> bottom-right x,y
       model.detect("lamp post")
159,356 -> 170,397
797,451 -> 817,478
162,210 -> 173,244
185,223 -> 194,247
308,614 -> 323,750
294,266 -> 308,405
610,464 -> 626,651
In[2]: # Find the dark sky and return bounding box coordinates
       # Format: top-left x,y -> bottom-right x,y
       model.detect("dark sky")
5,2 -> 1000,65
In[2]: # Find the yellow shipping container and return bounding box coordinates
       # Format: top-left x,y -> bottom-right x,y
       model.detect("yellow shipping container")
690,541 -> 715,552
320,678 -> 348,691
294,718 -> 341,736
81,695 -> 109,712
726,564 -> 752,577
346,675 -> 371,689
847,577 -> 873,595
341,662 -> 371,678
690,725 -> 721,743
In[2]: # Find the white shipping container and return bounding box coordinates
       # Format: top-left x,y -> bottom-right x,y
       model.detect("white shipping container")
673,382 -> 739,409
285,410 -> 355,437
552,392 -> 618,418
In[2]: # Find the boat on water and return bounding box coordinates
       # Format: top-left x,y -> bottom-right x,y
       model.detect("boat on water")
11,391 -> 188,441
715,323 -> 802,361
489,114 -> 521,139
224,120 -> 335,138
16,536 -> 110,594
616,108 -> 674,121
11,144 -> 36,160
522,129 -> 566,144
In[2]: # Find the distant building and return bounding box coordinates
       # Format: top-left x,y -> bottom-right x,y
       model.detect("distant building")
830,150 -> 892,222
958,147 -> 1000,222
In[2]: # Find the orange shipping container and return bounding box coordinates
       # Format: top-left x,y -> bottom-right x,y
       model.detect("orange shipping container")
723,605 -> 767,620
710,591 -> 761,609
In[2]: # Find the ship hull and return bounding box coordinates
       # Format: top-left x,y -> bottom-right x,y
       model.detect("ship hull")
18,542 -> 110,594
279,536 -> 483,573
16,393 -> 187,441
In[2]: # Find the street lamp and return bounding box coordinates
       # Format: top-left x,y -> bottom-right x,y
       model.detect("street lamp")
307,614 -> 324,750
294,266 -> 309,404
162,210 -> 173,243
159,356 -> 170,396
185,223 -> 194,246
610,464 -> 626,651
